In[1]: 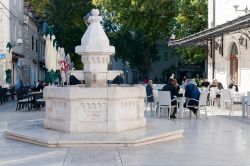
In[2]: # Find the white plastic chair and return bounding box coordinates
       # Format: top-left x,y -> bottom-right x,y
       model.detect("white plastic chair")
220,89 -> 231,109
158,91 -> 177,119
186,91 -> 209,119
221,89 -> 242,116
209,87 -> 218,106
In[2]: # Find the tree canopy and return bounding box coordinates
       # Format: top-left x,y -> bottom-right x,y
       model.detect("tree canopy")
28,0 -> 93,69
93,0 -> 208,75
28,0 -> 208,74
172,0 -> 208,64
93,0 -> 177,76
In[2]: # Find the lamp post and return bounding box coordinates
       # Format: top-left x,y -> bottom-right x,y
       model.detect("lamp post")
125,61 -> 129,84
233,5 -> 250,14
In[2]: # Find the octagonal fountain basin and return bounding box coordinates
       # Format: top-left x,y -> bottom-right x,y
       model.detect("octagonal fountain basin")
43,85 -> 146,133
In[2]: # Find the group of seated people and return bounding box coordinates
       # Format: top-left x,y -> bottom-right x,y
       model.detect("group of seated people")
146,78 -> 201,119
200,78 -> 238,92
146,76 -> 240,119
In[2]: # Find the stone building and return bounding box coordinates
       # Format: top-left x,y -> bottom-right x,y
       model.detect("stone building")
169,0 -> 250,92
0,0 -> 24,86
0,0 -> 45,86
23,1 -> 46,85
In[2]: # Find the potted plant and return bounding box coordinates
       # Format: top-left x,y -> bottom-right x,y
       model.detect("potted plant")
5,69 -> 12,84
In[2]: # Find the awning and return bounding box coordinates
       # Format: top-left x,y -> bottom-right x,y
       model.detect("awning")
168,13 -> 250,47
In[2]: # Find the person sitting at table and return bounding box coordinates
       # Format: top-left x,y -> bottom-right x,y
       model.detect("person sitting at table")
184,79 -> 200,116
162,78 -> 182,119
200,79 -> 210,88
112,73 -> 124,85
145,80 -> 154,111
37,81 -> 46,91
173,79 -> 180,92
208,79 -> 218,90
228,80 -> 238,92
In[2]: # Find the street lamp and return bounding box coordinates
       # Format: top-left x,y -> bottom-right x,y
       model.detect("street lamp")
125,61 -> 129,84
6,38 -> 23,52
233,5 -> 250,14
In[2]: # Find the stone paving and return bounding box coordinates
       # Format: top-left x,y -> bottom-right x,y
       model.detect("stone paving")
0,101 -> 250,166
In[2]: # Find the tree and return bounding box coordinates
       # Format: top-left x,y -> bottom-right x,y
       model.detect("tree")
172,0 -> 208,64
111,29 -> 160,77
28,0 -> 93,69
93,0 -> 176,76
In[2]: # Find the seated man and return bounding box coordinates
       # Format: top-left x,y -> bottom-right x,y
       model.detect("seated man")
69,75 -> 81,85
228,80 -> 238,92
146,80 -> 154,103
162,78 -> 182,118
184,79 -> 200,115
112,73 -> 124,84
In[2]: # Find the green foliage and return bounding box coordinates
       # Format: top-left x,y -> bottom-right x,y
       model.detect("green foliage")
172,0 -> 208,63
93,0 -> 176,41
5,69 -> 11,84
28,0 -> 208,72
44,70 -> 61,84
93,0 -> 176,76
111,29 -> 160,77
161,65 -> 176,78
28,0 -> 93,70
176,47 -> 206,64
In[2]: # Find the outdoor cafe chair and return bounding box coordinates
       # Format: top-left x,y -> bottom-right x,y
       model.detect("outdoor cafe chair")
157,91 -> 177,119
220,89 -> 242,116
185,91 -> 209,119
16,90 -> 32,111
209,87 -> 218,106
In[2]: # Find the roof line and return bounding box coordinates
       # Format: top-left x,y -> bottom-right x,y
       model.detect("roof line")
169,13 -> 250,47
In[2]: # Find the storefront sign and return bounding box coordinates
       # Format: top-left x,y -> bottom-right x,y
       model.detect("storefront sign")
0,54 -> 6,59
59,60 -> 70,72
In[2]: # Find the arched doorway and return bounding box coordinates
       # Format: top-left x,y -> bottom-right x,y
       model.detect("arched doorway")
229,43 -> 238,84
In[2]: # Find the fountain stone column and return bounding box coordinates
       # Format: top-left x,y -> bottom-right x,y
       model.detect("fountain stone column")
75,9 -> 115,87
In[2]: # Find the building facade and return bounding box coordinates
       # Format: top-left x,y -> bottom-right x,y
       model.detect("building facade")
0,0 -> 45,87
207,0 -> 250,91
169,0 -> 250,92
23,1 -> 45,85
0,0 -> 24,86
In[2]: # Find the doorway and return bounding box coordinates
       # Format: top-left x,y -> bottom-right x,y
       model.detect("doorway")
229,43 -> 238,84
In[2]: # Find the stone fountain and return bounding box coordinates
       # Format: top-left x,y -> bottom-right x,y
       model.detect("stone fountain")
5,9 -> 183,147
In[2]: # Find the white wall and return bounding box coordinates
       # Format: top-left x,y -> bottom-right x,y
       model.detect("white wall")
208,0 -> 250,28
0,0 -> 24,86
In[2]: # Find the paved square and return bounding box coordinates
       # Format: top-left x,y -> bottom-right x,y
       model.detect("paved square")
1,101 -> 250,166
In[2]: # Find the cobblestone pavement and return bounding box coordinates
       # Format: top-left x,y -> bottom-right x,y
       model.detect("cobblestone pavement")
0,102 -> 250,166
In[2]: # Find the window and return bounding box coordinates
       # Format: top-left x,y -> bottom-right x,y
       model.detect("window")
32,36 -> 34,50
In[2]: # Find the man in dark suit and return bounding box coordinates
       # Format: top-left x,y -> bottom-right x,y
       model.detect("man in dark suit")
162,78 -> 181,118
146,80 -> 154,103
112,73 -> 124,84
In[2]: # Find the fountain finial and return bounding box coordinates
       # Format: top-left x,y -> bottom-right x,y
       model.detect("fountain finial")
90,9 -> 100,16
75,9 -> 115,87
